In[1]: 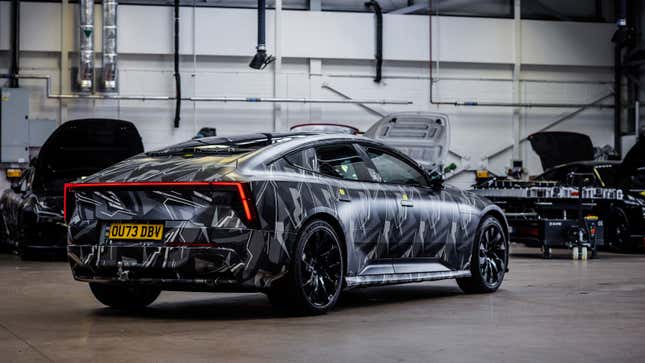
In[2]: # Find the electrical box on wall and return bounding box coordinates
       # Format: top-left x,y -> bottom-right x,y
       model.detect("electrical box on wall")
1,88 -> 57,163
1,88 -> 30,163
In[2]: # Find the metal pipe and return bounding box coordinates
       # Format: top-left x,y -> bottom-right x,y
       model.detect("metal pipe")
12,74 -> 413,105
249,0 -> 273,70
614,0 -> 627,156
273,0 -> 282,131
102,0 -> 118,92
78,0 -> 94,92
511,0 -> 521,163
173,0 -> 181,128
257,0 -> 266,50
328,74 -> 613,85
427,101 -> 613,108
365,0 -> 383,83
322,83 -> 387,117
9,0 -> 20,88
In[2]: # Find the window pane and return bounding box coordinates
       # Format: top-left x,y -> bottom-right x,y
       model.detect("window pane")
315,144 -> 371,181
366,148 -> 427,187
430,0 -> 512,18
522,0 -> 614,22
285,148 -> 318,171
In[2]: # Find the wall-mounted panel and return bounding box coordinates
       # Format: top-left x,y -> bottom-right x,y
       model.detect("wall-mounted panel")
521,20 -> 613,66
118,5 -> 194,54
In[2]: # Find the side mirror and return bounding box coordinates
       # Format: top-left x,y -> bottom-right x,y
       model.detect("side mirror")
425,163 -> 457,190
426,167 -> 444,190
443,163 -> 457,174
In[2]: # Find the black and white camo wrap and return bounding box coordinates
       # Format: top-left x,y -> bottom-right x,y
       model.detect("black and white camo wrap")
67,134 -> 506,290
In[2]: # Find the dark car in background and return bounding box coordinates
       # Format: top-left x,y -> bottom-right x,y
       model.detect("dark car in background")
64,133 -> 508,315
0,119 -> 144,258
475,132 -> 645,255
532,133 -> 645,251
534,160 -> 645,251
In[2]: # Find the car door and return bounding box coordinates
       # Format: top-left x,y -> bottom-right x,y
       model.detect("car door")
311,143 -> 394,275
360,145 -> 465,270
357,146 -> 423,261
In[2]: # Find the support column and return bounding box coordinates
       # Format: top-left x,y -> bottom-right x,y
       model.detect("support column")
59,0 -> 71,125
308,0 -> 322,122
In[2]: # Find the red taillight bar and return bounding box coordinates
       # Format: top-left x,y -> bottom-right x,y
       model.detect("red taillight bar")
64,181 -> 254,223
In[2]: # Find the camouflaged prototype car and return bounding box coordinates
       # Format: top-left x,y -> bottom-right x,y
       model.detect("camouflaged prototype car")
65,133 -> 509,314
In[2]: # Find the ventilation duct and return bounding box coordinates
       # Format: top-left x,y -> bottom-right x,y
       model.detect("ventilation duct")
102,0 -> 118,92
9,0 -> 20,88
249,0 -> 274,70
365,0 -> 383,83
78,0 -> 94,92
173,0 -> 181,128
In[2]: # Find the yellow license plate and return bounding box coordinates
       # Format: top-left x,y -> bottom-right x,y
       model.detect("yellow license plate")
108,223 -> 164,241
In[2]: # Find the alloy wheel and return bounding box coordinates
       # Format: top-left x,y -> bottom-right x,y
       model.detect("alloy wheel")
299,228 -> 343,308
478,223 -> 507,288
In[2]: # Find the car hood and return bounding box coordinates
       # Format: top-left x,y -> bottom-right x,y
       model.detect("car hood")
80,154 -> 239,183
34,119 -> 144,192
364,112 -> 449,171
528,132 -> 594,170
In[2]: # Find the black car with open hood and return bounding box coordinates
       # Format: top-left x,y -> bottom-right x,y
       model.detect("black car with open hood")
528,131 -> 596,171
0,119 -> 144,258
475,133 -> 645,255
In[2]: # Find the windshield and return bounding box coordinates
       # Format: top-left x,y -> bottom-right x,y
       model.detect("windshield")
594,164 -> 620,187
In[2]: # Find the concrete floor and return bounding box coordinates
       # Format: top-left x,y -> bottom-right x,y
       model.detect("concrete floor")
1,246 -> 644,362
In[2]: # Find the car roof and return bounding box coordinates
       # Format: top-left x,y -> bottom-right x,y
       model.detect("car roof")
236,132 -> 389,171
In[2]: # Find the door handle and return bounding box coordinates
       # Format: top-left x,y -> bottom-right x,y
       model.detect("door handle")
400,200 -> 413,207
337,188 -> 351,202
400,193 -> 413,207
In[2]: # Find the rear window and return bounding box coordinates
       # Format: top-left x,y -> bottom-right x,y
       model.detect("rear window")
290,124 -> 359,135
285,148 -> 318,171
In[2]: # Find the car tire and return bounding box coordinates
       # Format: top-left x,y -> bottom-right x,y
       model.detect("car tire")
457,216 -> 508,294
267,219 -> 344,315
606,209 -> 631,252
89,283 -> 161,310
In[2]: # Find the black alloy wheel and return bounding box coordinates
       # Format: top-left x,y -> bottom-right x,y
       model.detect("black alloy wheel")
458,216 -> 508,293
606,210 -> 631,252
267,219 -> 344,315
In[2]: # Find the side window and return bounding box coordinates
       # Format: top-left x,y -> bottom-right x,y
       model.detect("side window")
365,147 -> 428,187
315,144 -> 372,181
285,147 -> 318,171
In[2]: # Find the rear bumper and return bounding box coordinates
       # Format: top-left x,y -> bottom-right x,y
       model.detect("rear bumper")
68,230 -> 290,290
